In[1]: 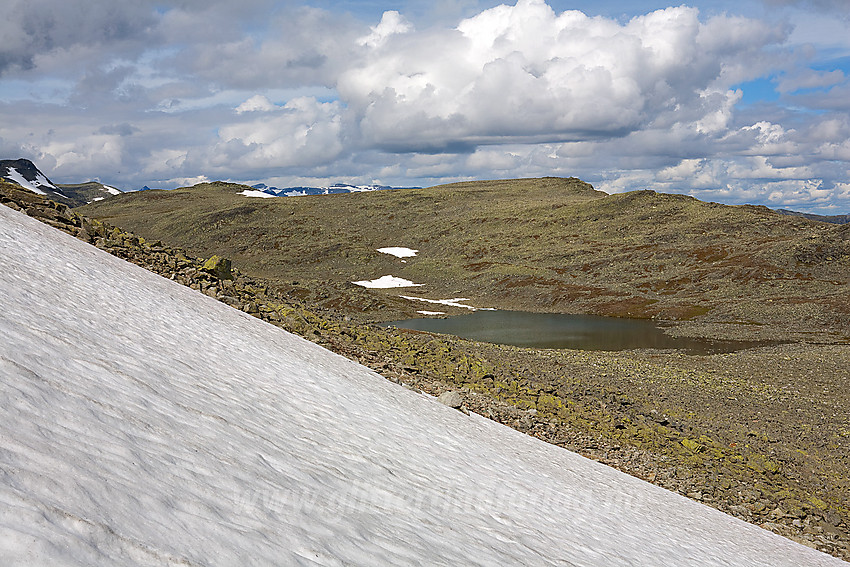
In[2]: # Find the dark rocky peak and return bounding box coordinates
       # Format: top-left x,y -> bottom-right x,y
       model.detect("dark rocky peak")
0,158 -> 67,199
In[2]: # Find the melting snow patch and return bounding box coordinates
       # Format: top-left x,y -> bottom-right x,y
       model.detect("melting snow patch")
102,184 -> 122,195
377,247 -> 418,258
34,173 -> 58,190
401,296 -> 494,311
353,275 -> 422,289
5,167 -> 47,195
417,310 -> 445,316
240,189 -> 277,198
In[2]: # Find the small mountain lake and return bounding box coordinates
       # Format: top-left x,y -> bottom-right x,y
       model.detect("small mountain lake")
382,310 -> 769,355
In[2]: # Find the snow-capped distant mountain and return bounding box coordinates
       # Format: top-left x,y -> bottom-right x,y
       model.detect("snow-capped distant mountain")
1,158 -> 124,207
775,209 -> 850,225
251,182 -> 416,197
55,181 -> 124,206
1,158 -> 68,201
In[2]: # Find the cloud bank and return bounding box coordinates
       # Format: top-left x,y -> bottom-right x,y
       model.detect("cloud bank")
1,0 -> 849,212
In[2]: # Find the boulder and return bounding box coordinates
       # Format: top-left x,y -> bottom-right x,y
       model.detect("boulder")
202,255 -> 232,280
438,391 -> 464,409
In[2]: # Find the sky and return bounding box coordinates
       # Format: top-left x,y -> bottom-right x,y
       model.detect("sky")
1,0 -> 849,212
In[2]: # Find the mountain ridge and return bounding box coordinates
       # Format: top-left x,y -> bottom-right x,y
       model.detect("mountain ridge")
0,158 -> 68,201
5,157 -> 847,221
775,208 -> 850,225
0,158 -> 123,207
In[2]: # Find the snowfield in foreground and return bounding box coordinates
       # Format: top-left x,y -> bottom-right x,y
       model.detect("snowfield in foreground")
0,205 -> 844,566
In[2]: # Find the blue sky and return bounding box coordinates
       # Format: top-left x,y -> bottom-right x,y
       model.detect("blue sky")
1,0 -> 849,212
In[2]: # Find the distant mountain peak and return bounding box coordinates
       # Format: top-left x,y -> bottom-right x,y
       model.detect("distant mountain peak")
1,158 -> 125,207
1,158 -> 65,198
775,208 -> 850,225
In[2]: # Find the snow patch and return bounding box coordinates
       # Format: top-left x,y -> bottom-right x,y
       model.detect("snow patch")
240,189 -> 277,198
102,184 -> 122,195
5,167 -> 46,195
401,295 -> 494,311
417,310 -> 446,316
352,275 -> 422,288
377,247 -> 418,258
34,172 -> 58,190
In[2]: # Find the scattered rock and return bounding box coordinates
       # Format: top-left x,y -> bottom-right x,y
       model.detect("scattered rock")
438,391 -> 464,409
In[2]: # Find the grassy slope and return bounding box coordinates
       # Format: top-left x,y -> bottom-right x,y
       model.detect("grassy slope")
79,177 -> 850,340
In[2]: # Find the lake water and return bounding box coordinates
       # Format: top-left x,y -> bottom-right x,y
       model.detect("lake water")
382,310 -> 767,355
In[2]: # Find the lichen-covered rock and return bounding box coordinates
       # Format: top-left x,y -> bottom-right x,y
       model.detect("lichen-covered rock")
202,255 -> 232,280
747,453 -> 781,474
681,438 -> 704,453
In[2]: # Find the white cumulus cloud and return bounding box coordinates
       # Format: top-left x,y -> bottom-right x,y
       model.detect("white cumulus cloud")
358,11 -> 413,48
236,95 -> 276,114
338,2 -> 787,153
213,97 -> 344,170
1,0 -> 849,212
